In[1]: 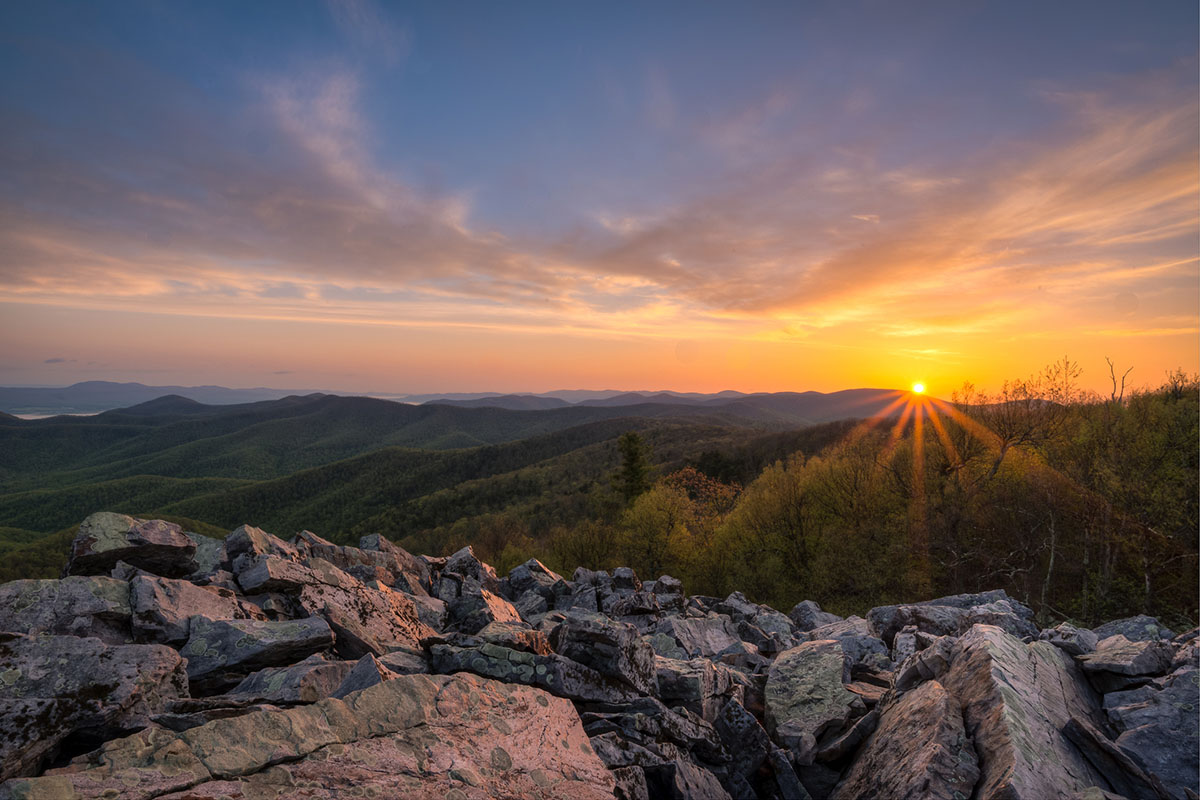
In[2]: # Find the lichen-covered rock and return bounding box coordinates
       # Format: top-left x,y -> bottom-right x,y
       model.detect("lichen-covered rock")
939,624 -> 1108,799
442,545 -> 501,593
65,513 -> 197,578
1041,622 -> 1100,656
1103,666 -> 1199,799
477,620 -> 554,655
182,616 -> 334,693
295,567 -> 436,658
1077,635 -> 1174,693
893,635 -> 956,692
0,673 -> 616,800
430,639 -> 641,704
224,524 -> 299,564
0,577 -> 131,644
713,698 -> 771,780
1093,614 -> 1175,643
130,574 -> 263,644
832,679 -> 978,800
764,640 -> 861,762
807,615 -> 891,671
447,580 -> 523,634
224,654 -> 355,704
0,632 -> 188,781
789,599 -> 841,632
867,590 -> 1037,646
550,611 -> 657,695
655,615 -> 746,660
655,656 -> 744,722
329,653 -> 395,699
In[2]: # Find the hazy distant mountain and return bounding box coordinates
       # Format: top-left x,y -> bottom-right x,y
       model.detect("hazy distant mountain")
0,381 -> 316,415
426,395 -> 572,410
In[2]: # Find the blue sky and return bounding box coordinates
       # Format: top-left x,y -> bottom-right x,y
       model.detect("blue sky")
0,1 -> 1196,392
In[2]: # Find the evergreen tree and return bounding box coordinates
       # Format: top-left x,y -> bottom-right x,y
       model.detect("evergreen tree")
614,432 -> 652,504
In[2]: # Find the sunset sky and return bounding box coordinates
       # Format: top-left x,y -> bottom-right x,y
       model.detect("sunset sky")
1,1 -> 1196,396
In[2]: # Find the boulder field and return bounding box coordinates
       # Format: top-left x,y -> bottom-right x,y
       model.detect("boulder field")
0,511 -> 1194,799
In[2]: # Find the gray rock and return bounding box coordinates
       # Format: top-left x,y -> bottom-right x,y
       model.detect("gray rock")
713,698 -> 770,779
764,640 -> 861,763
377,648 -> 429,675
0,632 -> 188,781
330,653 -> 395,699
939,624 -> 1109,798
225,654 -> 354,704
644,758 -> 732,800
130,574 -> 263,644
1093,614 -> 1175,643
185,533 -> 226,578
446,579 -> 523,634
507,558 -> 565,597
1078,635 -> 1174,693
1103,667 -> 1199,800
550,611 -> 657,695
514,588 -> 550,619
477,620 -> 554,655
295,567 -> 435,658
808,616 -> 891,670
65,512 -> 197,578
1061,715 -> 1173,800
656,656 -> 745,722
224,524 -> 300,563
579,696 -> 726,765
1041,622 -> 1100,656
442,545 -> 501,592
832,679 -> 978,800
0,577 -> 131,645
868,597 -> 1038,646
892,635 -> 956,693
656,615 -> 747,660
357,533 -> 432,594
789,600 -> 842,632
429,640 -> 641,704
612,765 -> 651,800
235,555 -> 320,594
181,616 -> 334,693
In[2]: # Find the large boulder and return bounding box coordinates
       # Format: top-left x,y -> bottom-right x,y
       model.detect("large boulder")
655,615 -> 747,660
223,654 -> 356,704
0,577 -> 131,644
832,679 -> 978,800
65,513 -> 196,578
442,545 -> 501,592
1093,615 -> 1175,643
130,574 -> 264,644
181,616 -> 334,693
0,673 -> 616,800
655,656 -> 745,722
867,593 -> 1037,646
224,524 -> 300,564
0,632 -> 188,781
764,640 -> 862,762
789,599 -> 841,632
807,616 -> 891,671
430,639 -> 641,704
549,611 -> 657,696
1040,622 -> 1100,656
447,580 -> 523,635
938,624 -> 1109,798
1077,635 -> 1174,693
1103,667 -> 1199,799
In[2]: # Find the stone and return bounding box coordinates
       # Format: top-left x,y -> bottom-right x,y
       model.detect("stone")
1103,667 -> 1199,800
296,571 -> 435,658
612,567 -> 641,592
235,555 -> 321,594
656,615 -> 746,660
1093,614 -> 1175,642
832,680 -> 978,799
430,640 -> 641,704
0,577 -> 131,645
789,599 -> 842,632
550,611 -> 657,695
1078,635 -> 1174,693
938,624 -> 1109,798
893,635 -> 957,693
644,758 -> 732,800
378,648 -> 429,675
0,632 -> 187,781
579,696 -> 726,765
868,596 -> 1038,646
224,524 -> 300,564
713,698 -> 771,779
442,545 -> 501,592
612,765 -> 651,800
1061,715 -> 1173,800
2,673 -> 616,800
764,640 -> 861,762
330,653 -> 395,699
515,588 -> 550,619
181,616 -> 334,693
65,512 -> 197,578
225,654 -> 355,703
447,580 -> 523,634
807,616 -> 891,670
477,620 -> 554,655
655,656 -> 743,722
358,533 -> 432,592
816,706 -> 879,762
185,532 -> 226,578
130,574 -> 263,644
1041,622 -> 1100,656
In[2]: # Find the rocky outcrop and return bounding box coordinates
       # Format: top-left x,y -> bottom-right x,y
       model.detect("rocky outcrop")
0,513 -> 1194,800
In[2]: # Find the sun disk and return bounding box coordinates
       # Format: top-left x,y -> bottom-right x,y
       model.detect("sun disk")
912,382 -> 925,394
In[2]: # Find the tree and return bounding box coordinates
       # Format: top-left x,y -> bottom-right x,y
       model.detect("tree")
614,432 -> 653,504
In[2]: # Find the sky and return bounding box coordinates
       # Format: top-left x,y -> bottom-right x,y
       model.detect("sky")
0,0 -> 1196,396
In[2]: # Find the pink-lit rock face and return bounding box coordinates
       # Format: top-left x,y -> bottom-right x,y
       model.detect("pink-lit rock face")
9,673 -> 615,800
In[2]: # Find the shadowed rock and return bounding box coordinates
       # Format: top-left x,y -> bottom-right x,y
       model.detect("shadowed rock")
65,513 -> 196,578
0,632 -> 188,781
1093,614 -> 1175,643
0,577 -> 131,645
224,654 -> 355,704
130,574 -> 264,644
789,600 -> 841,632
550,611 -> 657,695
1041,622 -> 1100,656
764,640 -> 861,763
1103,666 -> 1199,800
182,616 -> 334,693
1077,635 -> 1173,692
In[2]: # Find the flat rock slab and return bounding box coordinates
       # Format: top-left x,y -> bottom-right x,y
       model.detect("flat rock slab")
1103,667 -> 1199,799
0,632 -> 187,781
295,567 -> 435,658
225,655 -> 355,704
832,679 -> 978,800
939,624 -> 1108,799
182,617 -> 334,693
655,616 -> 744,659
430,641 -> 640,704
0,577 -> 131,645
1078,635 -> 1173,679
0,673 -> 615,800
66,512 -> 196,578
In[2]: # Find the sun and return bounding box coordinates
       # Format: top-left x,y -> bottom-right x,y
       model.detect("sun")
912,382 -> 926,394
